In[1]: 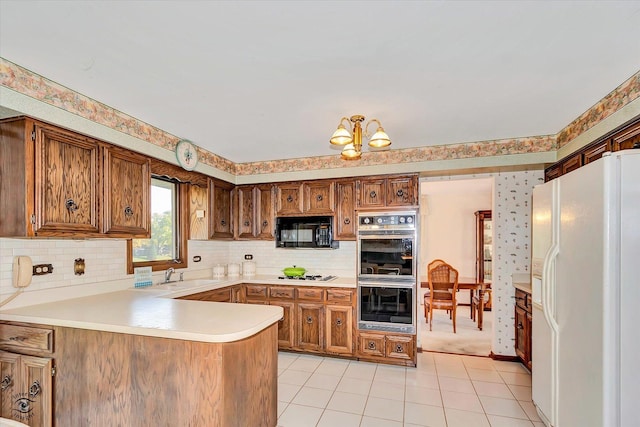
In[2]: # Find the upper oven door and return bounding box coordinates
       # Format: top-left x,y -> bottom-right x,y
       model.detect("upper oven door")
358,232 -> 416,283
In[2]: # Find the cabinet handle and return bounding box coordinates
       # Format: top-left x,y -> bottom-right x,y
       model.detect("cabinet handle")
369,191 -> 377,199
262,220 -> 268,227
244,220 -> 250,227
306,316 -> 313,324
287,195 -> 293,203
29,380 -> 41,398
395,344 -> 404,353
124,206 -> 134,217
336,318 -> 342,326
316,194 -> 323,202
9,336 -> 26,342
220,219 -> 226,226
367,341 -> 376,350
344,218 -> 350,225
1,375 -> 12,390
517,322 -> 524,329
396,189 -> 404,197
65,198 -> 79,212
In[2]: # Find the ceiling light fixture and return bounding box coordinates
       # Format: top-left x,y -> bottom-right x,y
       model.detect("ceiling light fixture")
329,115 -> 391,160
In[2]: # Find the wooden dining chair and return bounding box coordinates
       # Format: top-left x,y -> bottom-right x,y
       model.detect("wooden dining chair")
425,261 -> 460,333
424,259 -> 446,322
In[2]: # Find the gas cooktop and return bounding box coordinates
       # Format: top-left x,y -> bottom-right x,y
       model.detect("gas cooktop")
277,275 -> 337,281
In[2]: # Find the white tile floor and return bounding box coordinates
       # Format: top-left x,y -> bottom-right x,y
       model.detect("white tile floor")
277,351 -> 543,427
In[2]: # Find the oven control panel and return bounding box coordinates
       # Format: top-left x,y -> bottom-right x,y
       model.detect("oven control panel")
359,212 -> 416,229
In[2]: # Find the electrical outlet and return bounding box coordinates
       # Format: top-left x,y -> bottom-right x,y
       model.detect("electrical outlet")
244,254 -> 253,260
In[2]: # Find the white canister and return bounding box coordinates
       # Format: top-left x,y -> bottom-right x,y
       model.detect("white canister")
242,261 -> 256,278
227,263 -> 240,277
213,264 -> 225,279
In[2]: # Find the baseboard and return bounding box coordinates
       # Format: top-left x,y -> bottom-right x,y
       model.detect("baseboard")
489,352 -> 520,362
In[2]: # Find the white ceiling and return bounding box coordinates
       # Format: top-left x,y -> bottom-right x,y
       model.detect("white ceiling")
1,1 -> 639,164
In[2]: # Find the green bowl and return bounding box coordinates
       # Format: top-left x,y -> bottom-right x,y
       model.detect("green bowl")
283,266 -> 306,277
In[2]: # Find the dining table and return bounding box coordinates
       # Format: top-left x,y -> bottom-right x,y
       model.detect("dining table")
421,277 -> 489,330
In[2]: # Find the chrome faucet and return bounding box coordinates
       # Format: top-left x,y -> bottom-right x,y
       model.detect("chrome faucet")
164,267 -> 175,283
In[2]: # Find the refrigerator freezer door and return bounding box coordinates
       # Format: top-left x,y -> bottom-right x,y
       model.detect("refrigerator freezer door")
531,180 -> 556,425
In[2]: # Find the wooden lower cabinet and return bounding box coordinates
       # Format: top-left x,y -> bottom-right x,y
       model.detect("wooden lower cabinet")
325,305 -> 353,355
271,301 -> 295,349
296,303 -> 324,352
0,323 -> 54,427
357,331 -> 416,367
514,288 -> 532,370
0,351 -> 53,427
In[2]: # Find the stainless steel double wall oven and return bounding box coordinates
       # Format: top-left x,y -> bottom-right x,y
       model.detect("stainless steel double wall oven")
357,211 -> 417,334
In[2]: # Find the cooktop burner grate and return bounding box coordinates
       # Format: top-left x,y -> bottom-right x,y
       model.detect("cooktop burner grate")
277,275 -> 337,281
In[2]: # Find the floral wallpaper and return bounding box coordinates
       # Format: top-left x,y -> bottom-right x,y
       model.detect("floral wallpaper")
1,57 -> 638,176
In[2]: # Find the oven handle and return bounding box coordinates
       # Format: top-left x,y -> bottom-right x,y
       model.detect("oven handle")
357,281 -> 416,288
357,234 -> 415,240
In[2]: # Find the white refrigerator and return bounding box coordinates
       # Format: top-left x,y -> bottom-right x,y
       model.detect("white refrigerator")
531,150 -> 640,427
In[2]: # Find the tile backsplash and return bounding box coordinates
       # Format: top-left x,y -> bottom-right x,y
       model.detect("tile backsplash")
0,238 -> 356,308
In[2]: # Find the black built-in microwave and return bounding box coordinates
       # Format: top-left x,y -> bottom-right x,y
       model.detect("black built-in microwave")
275,216 -> 338,249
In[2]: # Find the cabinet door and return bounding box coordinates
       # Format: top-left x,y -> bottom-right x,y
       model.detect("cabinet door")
475,210 -> 492,283
561,153 -> 582,175
612,121 -> 640,151
526,311 -> 533,370
188,184 -> 208,240
515,305 -> 528,363
276,183 -> 303,216
335,180 -> 356,240
103,147 -> 151,237
384,335 -> 415,361
0,352 -> 52,427
357,332 -> 385,358
209,179 -> 234,239
256,184 -> 275,240
271,301 -> 295,349
296,303 -> 323,351
386,176 -> 417,207
358,178 -> 386,209
325,305 -> 353,355
303,181 -> 334,214
0,351 -> 19,419
236,185 -> 256,239
34,125 -> 100,235
583,140 -> 612,165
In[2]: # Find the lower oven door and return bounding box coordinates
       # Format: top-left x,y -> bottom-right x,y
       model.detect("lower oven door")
358,284 -> 415,334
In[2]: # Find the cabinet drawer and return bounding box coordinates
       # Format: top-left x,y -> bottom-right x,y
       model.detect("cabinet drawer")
385,335 -> 415,361
358,333 -> 385,357
326,289 -> 353,304
245,284 -> 268,299
296,287 -> 324,302
270,286 -> 295,299
0,324 -> 53,354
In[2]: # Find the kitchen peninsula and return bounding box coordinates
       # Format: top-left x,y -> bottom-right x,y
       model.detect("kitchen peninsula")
0,287 -> 283,426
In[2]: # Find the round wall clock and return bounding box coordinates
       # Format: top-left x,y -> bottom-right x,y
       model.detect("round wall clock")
175,139 -> 199,171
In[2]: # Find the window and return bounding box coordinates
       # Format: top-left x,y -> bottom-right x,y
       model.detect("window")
127,177 -> 188,273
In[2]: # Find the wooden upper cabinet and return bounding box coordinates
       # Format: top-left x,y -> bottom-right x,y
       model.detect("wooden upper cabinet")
335,180 -> 356,240
209,178 -> 234,239
358,178 -> 386,209
387,175 -> 417,206
256,184 -> 275,239
34,124 -> 101,235
236,185 -> 255,239
583,139 -> 612,165
612,120 -> 640,151
189,184 -> 208,240
357,174 -> 418,209
303,181 -> 334,214
1,118 -> 103,237
276,183 -> 303,216
235,184 -> 275,240
561,153 -> 582,175
103,146 -> 151,237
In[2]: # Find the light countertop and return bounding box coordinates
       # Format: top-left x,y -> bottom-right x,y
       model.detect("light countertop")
0,275 -> 356,343
511,273 -> 532,293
